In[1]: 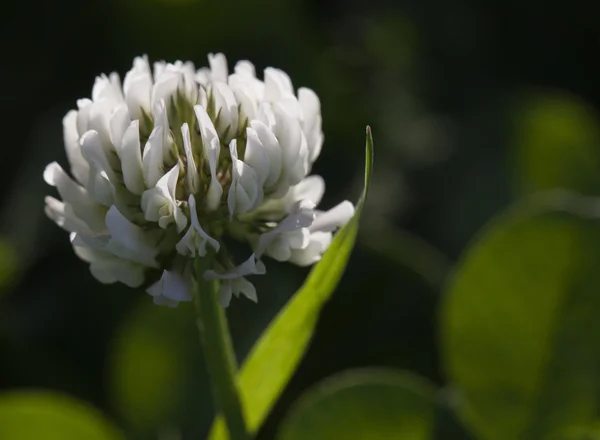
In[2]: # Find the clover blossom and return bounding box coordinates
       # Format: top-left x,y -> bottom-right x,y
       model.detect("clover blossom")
44,53 -> 354,307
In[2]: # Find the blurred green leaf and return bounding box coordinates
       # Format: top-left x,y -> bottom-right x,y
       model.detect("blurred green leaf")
0,391 -> 123,439
442,192 -> 600,440
512,91 -> 600,195
277,369 -> 437,440
552,422 -> 600,440
209,128 -> 374,439
108,300 -> 203,433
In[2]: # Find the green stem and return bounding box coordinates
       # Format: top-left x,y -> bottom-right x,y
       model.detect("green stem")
192,257 -> 249,440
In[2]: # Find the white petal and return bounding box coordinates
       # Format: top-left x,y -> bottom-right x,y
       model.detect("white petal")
264,228 -> 310,262
234,60 -> 256,77
153,61 -> 166,79
151,70 -> 179,108
251,120 -> 282,189
92,74 -> 123,105
195,68 -> 211,86
230,80 -> 258,126
194,105 -> 222,210
141,163 -> 187,232
208,53 -> 228,82
276,105 -> 309,180
285,228 -> 311,249
255,200 -> 315,257
142,125 -> 166,188
291,175 -> 325,206
269,104 -> 309,194
265,237 -> 292,261
310,200 -> 355,233
212,82 -> 238,142
227,140 -> 262,216
120,120 -> 145,195
86,167 -> 115,207
160,163 -> 186,231
147,269 -> 192,306
80,130 -> 118,184
105,206 -> 159,267
154,99 -> 173,163
63,110 -> 90,185
244,127 -> 269,187
90,258 -> 145,287
86,99 -> 116,152
43,162 -> 107,232
298,87 -> 323,163
264,67 -> 295,101
44,196 -> 93,235
176,194 -> 220,257
123,55 -> 152,119
73,240 -> 146,288
229,62 -> 263,123
204,253 -> 266,280
231,277 -> 258,302
150,294 -> 179,308
76,98 -> 92,135
181,123 -> 199,193
109,104 -> 130,151
289,231 -> 332,266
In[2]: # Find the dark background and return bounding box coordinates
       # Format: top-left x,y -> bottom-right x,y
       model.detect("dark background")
1,0 -> 599,438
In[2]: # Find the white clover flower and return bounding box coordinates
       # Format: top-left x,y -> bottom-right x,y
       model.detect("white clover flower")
45,53 -> 354,307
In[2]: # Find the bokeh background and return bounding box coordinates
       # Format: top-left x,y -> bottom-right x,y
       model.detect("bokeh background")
2,0 -> 600,438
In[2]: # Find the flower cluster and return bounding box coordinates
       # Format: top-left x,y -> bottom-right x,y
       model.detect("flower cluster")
44,53 -> 354,307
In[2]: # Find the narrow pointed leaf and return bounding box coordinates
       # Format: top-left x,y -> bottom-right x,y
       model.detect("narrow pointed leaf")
209,127 -> 374,439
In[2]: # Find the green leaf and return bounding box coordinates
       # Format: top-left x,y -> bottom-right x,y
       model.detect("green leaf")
108,299 -> 206,434
511,91 -> 600,196
208,127 -> 374,439
442,192 -> 600,440
278,369 -> 437,440
553,422 -> 600,440
0,391 -> 123,440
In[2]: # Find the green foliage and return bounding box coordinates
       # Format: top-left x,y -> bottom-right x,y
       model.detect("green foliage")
108,300 -> 203,433
278,369 -> 437,440
208,128 -> 374,439
442,194 -> 600,440
0,392 -> 123,440
512,91 -> 600,196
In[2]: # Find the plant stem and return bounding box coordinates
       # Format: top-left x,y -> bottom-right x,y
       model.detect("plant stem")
192,257 -> 248,440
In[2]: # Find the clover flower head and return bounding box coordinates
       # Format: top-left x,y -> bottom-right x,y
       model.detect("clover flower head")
44,53 -> 354,307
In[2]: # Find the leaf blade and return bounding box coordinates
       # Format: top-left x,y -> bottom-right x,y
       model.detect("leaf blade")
208,127 -> 374,439
442,193 -> 600,440
278,368 -> 437,440
0,391 -> 124,440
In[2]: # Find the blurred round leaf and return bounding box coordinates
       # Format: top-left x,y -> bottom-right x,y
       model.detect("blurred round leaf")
442,193 -> 600,440
278,369 -> 437,440
108,299 -> 199,433
0,391 -> 123,439
552,423 -> 600,440
512,91 -> 600,195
